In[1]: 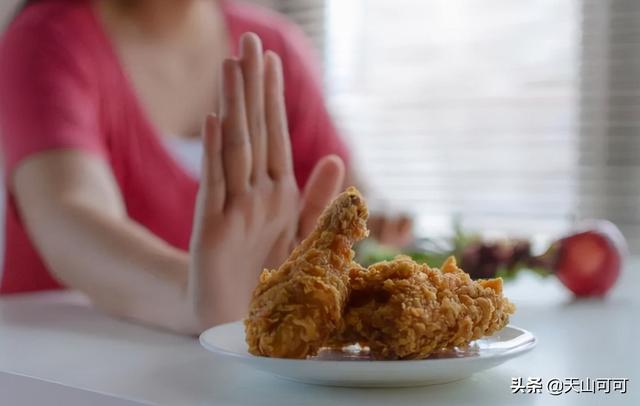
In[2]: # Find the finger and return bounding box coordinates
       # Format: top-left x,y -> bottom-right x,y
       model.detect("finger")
221,58 -> 251,197
199,113 -> 225,213
379,217 -> 411,247
239,33 -> 267,183
397,216 -> 414,246
380,217 -> 395,245
264,51 -> 293,179
297,155 -> 345,239
368,215 -> 382,240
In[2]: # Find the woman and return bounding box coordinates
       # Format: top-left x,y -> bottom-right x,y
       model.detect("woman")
0,0 -> 411,333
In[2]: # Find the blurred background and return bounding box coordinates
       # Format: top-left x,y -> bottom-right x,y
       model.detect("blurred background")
251,0 -> 640,254
0,0 -> 638,254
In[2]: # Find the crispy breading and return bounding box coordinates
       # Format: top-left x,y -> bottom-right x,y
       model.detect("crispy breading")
333,255 -> 516,359
244,187 -> 517,360
244,187 -> 369,358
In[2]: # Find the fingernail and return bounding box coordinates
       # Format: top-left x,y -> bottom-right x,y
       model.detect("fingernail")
240,33 -> 261,57
250,32 -> 262,53
266,51 -> 284,91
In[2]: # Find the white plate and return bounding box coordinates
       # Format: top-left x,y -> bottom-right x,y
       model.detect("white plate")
199,321 -> 536,387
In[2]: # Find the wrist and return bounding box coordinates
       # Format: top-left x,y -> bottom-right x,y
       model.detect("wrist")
186,259 -> 252,334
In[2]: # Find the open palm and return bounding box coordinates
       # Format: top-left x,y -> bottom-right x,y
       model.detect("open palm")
188,33 -> 345,329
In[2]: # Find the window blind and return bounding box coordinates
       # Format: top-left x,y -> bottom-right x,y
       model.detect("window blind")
267,0 -> 640,253
325,0 -> 580,241
250,0 -> 326,53
579,0 -> 640,252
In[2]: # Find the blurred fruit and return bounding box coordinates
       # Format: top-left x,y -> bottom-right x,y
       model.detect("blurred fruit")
551,221 -> 626,297
357,219 -> 627,297
460,239 -> 534,280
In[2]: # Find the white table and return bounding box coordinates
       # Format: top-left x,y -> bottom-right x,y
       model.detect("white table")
1,261 -> 638,406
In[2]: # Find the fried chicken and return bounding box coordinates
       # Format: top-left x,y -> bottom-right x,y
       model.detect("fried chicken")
244,187 -> 369,358
333,255 -> 516,360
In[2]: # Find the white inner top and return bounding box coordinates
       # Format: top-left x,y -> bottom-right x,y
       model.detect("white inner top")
162,136 -> 204,179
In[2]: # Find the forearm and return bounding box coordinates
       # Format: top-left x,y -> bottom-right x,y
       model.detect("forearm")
27,201 -> 198,333
12,152 -> 204,333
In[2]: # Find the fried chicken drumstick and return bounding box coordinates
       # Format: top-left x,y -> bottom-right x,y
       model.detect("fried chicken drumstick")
244,187 -> 369,358
333,255 -> 516,360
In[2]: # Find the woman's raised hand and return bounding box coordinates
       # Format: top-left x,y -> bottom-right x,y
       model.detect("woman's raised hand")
188,33 -> 344,329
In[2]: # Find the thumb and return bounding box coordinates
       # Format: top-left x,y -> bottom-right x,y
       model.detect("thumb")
297,155 -> 345,239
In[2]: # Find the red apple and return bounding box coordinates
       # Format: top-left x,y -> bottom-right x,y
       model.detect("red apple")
553,220 -> 627,297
